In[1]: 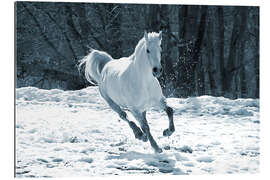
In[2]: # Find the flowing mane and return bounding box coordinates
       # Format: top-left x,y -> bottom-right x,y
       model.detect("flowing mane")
133,32 -> 161,61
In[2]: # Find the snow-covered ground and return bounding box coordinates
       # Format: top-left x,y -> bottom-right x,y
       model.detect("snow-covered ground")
15,87 -> 260,177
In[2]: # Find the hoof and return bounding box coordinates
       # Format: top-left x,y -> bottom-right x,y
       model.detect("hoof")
163,128 -> 174,137
119,111 -> 127,119
155,147 -> 163,154
135,133 -> 148,142
141,134 -> 148,142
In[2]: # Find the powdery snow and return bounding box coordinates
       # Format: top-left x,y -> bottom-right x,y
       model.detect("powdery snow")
16,86 -> 260,177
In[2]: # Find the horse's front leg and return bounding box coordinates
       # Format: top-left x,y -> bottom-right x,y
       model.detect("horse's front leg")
160,98 -> 175,137
133,111 -> 162,153
99,88 -> 146,141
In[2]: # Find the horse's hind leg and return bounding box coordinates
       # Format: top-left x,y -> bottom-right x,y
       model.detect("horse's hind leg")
99,89 -> 146,141
128,121 -> 147,142
132,111 -> 162,153
160,98 -> 175,137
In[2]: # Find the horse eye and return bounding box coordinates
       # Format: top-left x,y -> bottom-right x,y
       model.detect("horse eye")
146,49 -> 150,53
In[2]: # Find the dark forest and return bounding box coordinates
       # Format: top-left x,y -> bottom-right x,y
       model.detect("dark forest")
16,2 -> 259,99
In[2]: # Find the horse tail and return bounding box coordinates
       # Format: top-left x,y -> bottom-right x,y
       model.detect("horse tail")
78,49 -> 112,85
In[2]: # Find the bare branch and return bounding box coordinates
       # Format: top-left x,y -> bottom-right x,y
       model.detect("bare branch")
21,2 -> 68,61
33,4 -> 77,60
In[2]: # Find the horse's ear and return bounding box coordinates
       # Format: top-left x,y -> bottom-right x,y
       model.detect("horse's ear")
144,31 -> 148,42
158,31 -> 162,40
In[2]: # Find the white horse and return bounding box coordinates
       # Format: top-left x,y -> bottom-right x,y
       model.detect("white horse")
79,31 -> 175,153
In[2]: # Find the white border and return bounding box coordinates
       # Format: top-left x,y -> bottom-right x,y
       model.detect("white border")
0,0 -> 15,179
14,0 -> 260,6
1,0 -> 269,180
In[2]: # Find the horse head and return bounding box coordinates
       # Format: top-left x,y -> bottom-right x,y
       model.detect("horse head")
144,31 -> 163,78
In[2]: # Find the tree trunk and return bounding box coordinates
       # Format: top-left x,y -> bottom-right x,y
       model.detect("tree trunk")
226,7 -> 248,98
159,5 -> 176,96
177,6 -> 208,97
217,7 -> 225,96
145,4 -> 160,32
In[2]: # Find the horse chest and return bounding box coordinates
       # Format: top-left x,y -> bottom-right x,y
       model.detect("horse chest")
125,78 -> 162,110
101,64 -> 163,111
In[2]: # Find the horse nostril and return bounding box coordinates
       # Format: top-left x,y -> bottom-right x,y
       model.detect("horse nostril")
153,67 -> 158,73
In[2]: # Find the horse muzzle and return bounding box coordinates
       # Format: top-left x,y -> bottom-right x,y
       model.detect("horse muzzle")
152,67 -> 163,78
